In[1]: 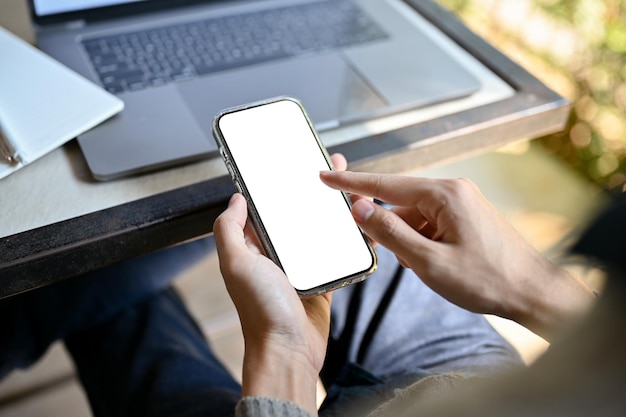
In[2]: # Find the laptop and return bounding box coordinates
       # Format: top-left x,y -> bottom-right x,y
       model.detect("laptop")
27,0 -> 481,181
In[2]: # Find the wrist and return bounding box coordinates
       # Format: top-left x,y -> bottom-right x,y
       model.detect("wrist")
510,259 -> 596,341
242,341 -> 320,415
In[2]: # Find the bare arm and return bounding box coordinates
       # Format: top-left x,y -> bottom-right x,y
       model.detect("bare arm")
320,171 -> 596,341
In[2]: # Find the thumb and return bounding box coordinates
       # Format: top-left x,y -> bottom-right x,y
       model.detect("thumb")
351,199 -> 432,268
214,194 -> 250,264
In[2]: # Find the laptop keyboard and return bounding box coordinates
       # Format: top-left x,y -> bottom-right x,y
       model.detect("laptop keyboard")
82,1 -> 388,94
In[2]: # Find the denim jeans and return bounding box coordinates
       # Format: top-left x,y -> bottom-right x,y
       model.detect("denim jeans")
0,238 -> 217,379
0,238 -> 522,417
319,246 -> 523,416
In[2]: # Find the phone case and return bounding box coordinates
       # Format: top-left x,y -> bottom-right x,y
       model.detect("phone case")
212,96 -> 377,296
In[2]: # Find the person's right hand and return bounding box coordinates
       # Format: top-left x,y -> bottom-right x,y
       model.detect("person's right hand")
320,171 -> 595,340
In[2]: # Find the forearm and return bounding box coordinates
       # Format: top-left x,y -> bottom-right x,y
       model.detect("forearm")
506,257 -> 596,342
242,343 -> 320,416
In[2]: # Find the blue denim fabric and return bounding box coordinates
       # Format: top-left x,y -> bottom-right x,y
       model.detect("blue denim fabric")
66,287 -> 241,417
326,246 -> 523,381
318,245 -> 524,416
319,363 -> 429,417
0,239 -> 523,417
0,237 -> 216,379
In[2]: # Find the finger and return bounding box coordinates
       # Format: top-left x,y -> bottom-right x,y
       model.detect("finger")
390,206 -> 429,237
216,193 -> 248,229
243,218 -> 266,256
322,156 -> 374,206
320,171 -> 432,207
329,153 -> 347,171
214,194 -> 251,264
350,199 -> 433,267
349,193 -> 374,206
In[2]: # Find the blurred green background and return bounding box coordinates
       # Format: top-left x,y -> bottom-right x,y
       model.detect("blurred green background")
438,0 -> 626,193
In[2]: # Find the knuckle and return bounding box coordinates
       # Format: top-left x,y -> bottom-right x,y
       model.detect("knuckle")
212,214 -> 228,236
212,219 -> 223,237
375,210 -> 398,241
213,214 -> 224,230
444,178 -> 478,200
372,173 -> 392,200
373,174 -> 384,197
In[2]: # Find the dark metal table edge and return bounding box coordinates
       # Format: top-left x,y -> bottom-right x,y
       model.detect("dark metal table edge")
0,0 -> 571,299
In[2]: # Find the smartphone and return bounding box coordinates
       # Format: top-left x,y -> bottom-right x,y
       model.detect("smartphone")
212,97 -> 377,296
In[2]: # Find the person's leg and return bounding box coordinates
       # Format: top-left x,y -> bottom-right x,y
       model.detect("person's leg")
65,287 -> 241,417
324,245 -> 522,383
319,245 -> 523,416
0,237 -> 215,379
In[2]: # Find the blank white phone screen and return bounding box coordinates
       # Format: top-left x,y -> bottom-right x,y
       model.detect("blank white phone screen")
217,99 -> 375,292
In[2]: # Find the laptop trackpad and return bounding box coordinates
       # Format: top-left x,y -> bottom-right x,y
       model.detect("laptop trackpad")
177,53 -> 386,132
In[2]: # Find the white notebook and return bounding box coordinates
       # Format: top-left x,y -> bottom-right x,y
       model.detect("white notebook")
0,26 -> 124,180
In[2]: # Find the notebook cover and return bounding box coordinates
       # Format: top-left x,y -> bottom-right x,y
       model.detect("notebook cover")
0,26 -> 124,180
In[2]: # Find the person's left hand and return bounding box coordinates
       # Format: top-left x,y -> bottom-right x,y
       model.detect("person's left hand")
212,154 -> 348,413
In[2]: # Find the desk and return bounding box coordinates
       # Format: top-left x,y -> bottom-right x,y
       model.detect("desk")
0,0 -> 569,299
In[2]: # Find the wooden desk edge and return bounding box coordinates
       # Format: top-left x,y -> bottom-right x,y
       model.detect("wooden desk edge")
0,0 -> 571,299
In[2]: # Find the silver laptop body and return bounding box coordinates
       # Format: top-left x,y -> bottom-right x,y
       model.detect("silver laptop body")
28,0 -> 480,180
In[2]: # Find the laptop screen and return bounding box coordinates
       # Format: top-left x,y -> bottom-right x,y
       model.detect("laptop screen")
33,0 -> 146,17
29,0 -> 210,25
